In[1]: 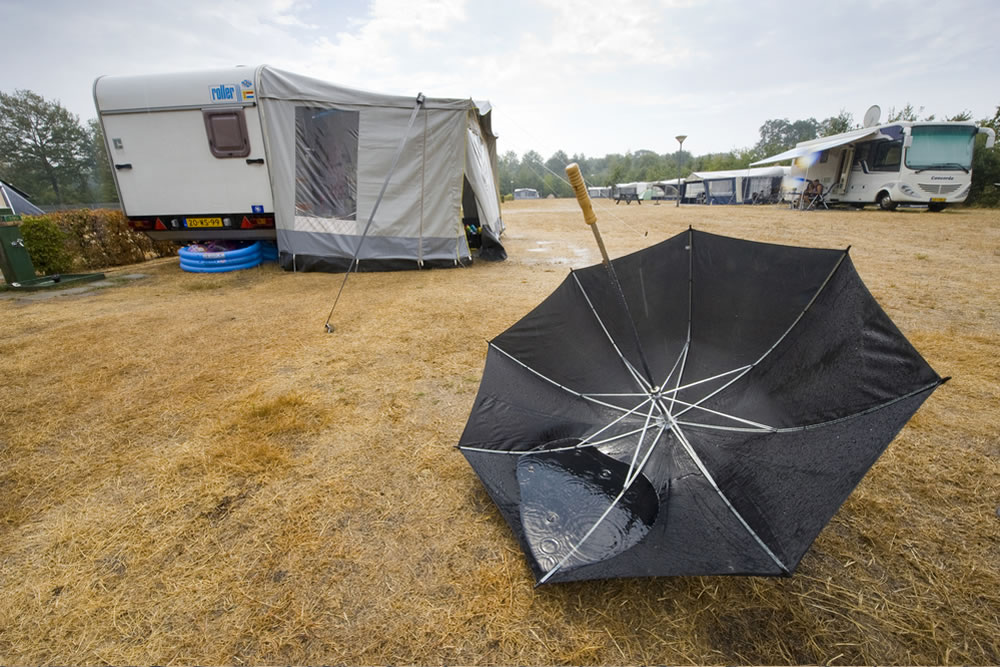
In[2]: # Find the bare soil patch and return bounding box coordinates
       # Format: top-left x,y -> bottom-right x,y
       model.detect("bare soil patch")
1,200 -> 998,664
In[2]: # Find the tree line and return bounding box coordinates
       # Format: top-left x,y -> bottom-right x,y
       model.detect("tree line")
2,89 -> 998,207
499,106 -> 1000,205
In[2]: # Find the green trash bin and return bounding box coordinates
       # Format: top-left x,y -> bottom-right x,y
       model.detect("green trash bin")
0,221 -> 37,284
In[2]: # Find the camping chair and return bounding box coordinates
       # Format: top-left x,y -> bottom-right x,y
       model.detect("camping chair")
800,179 -> 829,210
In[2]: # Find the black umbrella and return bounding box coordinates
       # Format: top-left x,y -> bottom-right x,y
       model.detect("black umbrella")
458,169 -> 944,585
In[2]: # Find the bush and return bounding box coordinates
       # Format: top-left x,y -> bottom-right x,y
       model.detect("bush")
19,217 -> 73,275
968,139 -> 1000,207
20,209 -> 176,274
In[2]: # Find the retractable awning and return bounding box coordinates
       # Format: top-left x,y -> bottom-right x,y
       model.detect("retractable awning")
750,128 -> 880,166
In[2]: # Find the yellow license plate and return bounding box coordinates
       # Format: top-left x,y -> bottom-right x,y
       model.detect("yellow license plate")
186,217 -> 223,228
930,197 -> 946,202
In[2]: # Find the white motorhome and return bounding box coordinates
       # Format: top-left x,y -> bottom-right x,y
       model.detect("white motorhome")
753,117 -> 995,211
93,66 -> 506,271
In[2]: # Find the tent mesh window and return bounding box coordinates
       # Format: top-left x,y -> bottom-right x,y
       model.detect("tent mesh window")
294,107 -> 359,221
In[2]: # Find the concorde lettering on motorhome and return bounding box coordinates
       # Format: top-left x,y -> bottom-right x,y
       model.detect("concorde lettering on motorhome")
752,110 -> 995,211
93,65 -> 505,272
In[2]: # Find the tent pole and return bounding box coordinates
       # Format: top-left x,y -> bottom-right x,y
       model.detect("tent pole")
323,93 -> 426,332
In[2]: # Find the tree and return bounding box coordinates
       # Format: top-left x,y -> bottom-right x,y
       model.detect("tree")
752,117 -> 819,160
0,90 -> 91,204
498,150 -> 519,196
515,150 -> 545,194
819,109 -> 854,136
969,105 -> 1000,206
887,103 -> 924,122
87,118 -> 119,203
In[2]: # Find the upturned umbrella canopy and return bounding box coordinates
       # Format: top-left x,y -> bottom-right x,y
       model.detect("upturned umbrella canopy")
458,228 -> 944,584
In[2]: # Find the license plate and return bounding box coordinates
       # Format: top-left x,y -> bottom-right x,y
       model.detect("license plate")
186,217 -> 223,228
930,197 -> 946,202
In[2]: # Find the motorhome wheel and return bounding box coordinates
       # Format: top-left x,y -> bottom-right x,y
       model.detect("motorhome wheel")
877,192 -> 897,211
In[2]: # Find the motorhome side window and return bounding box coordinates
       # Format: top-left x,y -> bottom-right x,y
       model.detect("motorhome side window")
871,140 -> 902,171
203,108 -> 251,158
853,143 -> 870,169
294,107 -> 360,221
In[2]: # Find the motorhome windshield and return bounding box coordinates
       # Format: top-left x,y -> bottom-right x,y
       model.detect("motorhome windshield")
905,125 -> 976,172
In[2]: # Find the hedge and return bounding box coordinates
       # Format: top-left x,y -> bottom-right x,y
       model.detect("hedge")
18,209 -> 176,276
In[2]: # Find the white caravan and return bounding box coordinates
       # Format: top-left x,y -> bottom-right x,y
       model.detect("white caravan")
93,66 -> 505,271
752,116 -> 995,211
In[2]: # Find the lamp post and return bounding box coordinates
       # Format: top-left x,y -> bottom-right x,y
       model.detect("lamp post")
675,135 -> 687,207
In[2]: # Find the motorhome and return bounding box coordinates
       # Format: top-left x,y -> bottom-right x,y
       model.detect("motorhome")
752,116 -> 995,211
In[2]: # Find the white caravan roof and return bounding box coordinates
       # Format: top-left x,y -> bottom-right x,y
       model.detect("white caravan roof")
687,166 -> 789,180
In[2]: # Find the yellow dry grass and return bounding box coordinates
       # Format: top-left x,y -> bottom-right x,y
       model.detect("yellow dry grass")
1,199 -> 998,665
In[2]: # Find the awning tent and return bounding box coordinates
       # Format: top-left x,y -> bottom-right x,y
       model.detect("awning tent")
257,67 -> 505,272
751,128 -> 880,166
683,166 -> 788,204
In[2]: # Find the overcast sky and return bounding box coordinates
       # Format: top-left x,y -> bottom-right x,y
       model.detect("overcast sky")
3,0 -> 999,159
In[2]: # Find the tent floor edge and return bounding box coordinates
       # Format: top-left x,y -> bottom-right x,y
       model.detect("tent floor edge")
278,251 -> 470,273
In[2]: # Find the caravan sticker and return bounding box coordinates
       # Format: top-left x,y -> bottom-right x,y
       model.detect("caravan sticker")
210,83 -> 238,102
241,79 -> 255,101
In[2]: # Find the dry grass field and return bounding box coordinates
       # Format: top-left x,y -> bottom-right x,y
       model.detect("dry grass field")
1,199 -> 998,665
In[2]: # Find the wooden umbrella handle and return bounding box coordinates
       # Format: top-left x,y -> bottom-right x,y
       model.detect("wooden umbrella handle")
565,163 -> 597,226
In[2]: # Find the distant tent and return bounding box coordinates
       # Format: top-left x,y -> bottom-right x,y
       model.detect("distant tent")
0,181 -> 44,216
514,188 -> 539,200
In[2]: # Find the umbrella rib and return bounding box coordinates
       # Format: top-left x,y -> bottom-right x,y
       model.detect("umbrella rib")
537,425 -> 667,585
660,340 -> 688,394
488,343 -> 639,414
658,365 -> 752,397
662,226 -> 695,400
772,380 -> 943,433
575,398 -> 656,448
624,400 -> 659,486
571,272 -> 653,392
663,412 -> 789,573
675,421 -> 776,433
666,398 -> 776,431
457,426 -> 649,456
669,250 -> 849,423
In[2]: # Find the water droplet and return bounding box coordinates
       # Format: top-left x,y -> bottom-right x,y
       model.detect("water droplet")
540,538 -> 559,555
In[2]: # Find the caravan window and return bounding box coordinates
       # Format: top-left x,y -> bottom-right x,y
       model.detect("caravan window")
295,107 -> 360,220
871,140 -> 902,171
707,179 -> 734,196
203,108 -> 251,158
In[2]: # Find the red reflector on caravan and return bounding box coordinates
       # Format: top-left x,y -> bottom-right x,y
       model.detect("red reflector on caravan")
154,218 -> 167,230
241,216 -> 252,229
